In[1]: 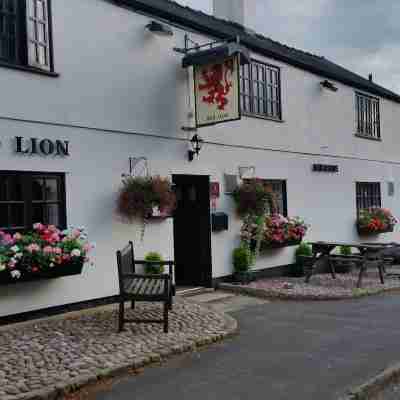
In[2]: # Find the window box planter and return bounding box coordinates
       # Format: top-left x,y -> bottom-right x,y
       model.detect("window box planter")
260,239 -> 302,250
0,261 -> 84,285
357,225 -> 394,235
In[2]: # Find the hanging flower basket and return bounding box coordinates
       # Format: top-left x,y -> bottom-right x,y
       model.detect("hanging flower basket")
0,224 -> 94,285
357,208 -> 397,235
242,214 -> 309,251
233,179 -> 276,217
117,175 -> 176,237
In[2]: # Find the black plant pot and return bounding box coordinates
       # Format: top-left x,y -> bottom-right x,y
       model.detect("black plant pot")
233,271 -> 253,285
0,262 -> 84,286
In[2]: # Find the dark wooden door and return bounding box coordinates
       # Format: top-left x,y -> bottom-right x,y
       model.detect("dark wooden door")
173,175 -> 212,287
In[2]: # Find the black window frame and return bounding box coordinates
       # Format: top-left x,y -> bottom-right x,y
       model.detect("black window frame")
355,92 -> 381,140
356,182 -> 381,214
0,0 -> 56,75
0,171 -> 66,232
240,59 -> 282,121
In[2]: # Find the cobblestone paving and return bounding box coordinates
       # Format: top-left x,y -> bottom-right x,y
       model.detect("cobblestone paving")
0,298 -> 236,400
237,271 -> 400,300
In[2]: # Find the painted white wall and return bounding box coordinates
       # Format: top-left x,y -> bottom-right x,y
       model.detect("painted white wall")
0,0 -> 400,316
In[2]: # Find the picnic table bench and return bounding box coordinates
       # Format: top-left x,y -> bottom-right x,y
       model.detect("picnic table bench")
304,241 -> 393,288
116,241 -> 175,333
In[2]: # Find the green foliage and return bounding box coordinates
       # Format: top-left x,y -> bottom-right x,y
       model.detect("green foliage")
290,242 -> 312,277
232,245 -> 251,273
339,245 -> 352,256
144,251 -> 164,274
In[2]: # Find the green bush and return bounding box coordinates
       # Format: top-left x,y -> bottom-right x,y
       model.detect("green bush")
291,242 -> 312,277
232,246 -> 251,273
339,245 -> 352,256
144,251 -> 164,274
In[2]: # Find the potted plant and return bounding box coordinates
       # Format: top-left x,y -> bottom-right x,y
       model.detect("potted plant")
291,242 -> 312,277
0,224 -> 94,285
333,245 -> 354,273
233,179 -> 275,217
117,175 -> 176,238
357,208 -> 398,235
144,251 -> 164,274
232,245 -> 253,284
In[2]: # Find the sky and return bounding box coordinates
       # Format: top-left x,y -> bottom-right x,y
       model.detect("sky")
177,0 -> 400,93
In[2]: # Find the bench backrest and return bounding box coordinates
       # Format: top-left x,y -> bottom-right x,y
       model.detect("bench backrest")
116,241 -> 135,291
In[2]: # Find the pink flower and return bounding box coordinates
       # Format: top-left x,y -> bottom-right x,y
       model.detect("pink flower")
43,246 -> 53,254
53,247 -> 62,255
33,223 -> 44,231
26,243 -> 40,253
13,233 -> 22,241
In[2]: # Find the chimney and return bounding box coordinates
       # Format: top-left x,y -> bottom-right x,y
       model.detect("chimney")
369,73 -> 373,82
213,0 -> 256,27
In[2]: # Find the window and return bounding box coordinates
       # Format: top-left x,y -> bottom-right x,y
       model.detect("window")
240,60 -> 282,120
0,171 -> 66,232
0,0 -> 53,71
355,92 -> 380,139
356,182 -> 381,212
244,179 -> 287,216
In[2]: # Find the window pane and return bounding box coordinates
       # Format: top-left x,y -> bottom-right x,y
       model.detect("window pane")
32,204 -> 44,224
37,22 -> 46,42
10,204 -> 24,227
43,204 -> 59,225
9,177 -> 23,201
37,0 -> 46,20
32,178 -> 44,200
44,179 -> 58,201
0,204 -> 8,228
37,45 -> 46,65
0,177 -> 8,201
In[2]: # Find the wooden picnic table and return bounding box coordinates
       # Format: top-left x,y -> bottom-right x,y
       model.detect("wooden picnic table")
305,241 -> 389,288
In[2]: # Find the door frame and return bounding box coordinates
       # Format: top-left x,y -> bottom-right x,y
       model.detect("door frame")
172,174 -> 213,288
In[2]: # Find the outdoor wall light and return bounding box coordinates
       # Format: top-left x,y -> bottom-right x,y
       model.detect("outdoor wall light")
145,21 -> 174,37
320,80 -> 338,92
188,134 -> 204,162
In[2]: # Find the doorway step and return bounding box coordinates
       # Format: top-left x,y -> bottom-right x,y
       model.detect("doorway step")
176,287 -> 214,297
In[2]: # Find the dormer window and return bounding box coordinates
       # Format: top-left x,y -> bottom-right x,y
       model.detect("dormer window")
0,0 -> 53,72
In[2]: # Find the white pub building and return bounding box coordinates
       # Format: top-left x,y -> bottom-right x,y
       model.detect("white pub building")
1,0 -> 400,319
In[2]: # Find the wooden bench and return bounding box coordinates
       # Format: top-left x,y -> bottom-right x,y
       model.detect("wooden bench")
116,241 -> 175,333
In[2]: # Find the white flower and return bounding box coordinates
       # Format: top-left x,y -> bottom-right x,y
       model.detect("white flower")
15,253 -> 23,259
11,270 -> 21,279
50,263 -> 55,268
71,249 -> 81,257
0,264 -> 6,272
10,245 -> 19,253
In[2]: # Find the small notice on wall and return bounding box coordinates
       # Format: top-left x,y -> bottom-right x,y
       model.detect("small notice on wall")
194,56 -> 241,128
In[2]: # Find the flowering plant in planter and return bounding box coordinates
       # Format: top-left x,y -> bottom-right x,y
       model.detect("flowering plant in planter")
240,214 -> 309,250
357,208 -> 398,234
233,179 -> 276,217
0,224 -> 94,283
117,175 -> 176,238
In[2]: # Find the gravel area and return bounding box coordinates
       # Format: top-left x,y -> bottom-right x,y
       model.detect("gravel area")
222,271 -> 400,300
378,383 -> 400,400
0,298 -> 236,400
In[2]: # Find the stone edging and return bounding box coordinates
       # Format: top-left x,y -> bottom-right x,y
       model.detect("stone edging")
218,282 -> 400,301
339,362 -> 400,400
4,305 -> 238,400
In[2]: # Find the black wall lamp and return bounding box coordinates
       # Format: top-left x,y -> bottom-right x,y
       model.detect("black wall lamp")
188,134 -> 204,162
145,21 -> 174,37
320,80 -> 338,92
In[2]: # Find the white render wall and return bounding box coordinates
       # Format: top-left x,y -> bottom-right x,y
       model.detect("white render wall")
0,0 -> 400,316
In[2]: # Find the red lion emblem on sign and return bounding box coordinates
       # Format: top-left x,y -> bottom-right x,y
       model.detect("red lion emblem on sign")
198,59 -> 234,111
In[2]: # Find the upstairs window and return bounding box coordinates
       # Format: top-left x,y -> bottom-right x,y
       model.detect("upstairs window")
0,0 -> 53,71
240,60 -> 282,120
356,182 -> 381,212
355,92 -> 380,139
0,172 -> 66,232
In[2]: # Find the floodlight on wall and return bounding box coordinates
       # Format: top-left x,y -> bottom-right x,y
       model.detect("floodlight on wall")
320,80 -> 338,92
145,21 -> 174,37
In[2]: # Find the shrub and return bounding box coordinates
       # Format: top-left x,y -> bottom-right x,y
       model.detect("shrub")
232,246 -> 251,273
339,245 -> 352,256
290,242 -> 312,277
144,251 -> 164,274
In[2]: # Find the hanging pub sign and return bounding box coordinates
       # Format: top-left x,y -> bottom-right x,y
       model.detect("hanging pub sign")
193,55 -> 240,128
182,41 -> 250,128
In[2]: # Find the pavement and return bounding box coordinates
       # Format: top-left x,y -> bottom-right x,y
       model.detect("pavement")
93,291 -> 400,400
